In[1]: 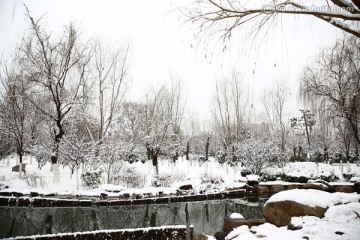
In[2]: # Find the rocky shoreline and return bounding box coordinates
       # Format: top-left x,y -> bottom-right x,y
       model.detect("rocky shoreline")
0,180 -> 358,208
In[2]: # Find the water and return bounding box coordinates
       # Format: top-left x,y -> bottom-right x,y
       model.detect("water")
0,197 -> 267,238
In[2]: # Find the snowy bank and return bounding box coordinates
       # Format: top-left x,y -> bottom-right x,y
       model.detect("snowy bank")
225,190 -> 360,240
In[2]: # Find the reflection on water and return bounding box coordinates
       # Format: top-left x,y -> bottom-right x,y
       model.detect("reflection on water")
0,197 -> 267,238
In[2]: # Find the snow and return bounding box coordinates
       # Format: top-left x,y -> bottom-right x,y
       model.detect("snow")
350,176 -> 360,182
265,189 -> 360,208
246,175 -> 259,181
229,213 -> 244,219
2,155 -> 360,240
227,191 -> 360,240
7,225 -> 192,240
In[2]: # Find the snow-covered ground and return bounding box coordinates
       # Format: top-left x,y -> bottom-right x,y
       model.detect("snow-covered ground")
1,155 -> 360,197
1,155 -> 360,240
213,190 -> 360,240
0,155 -> 245,196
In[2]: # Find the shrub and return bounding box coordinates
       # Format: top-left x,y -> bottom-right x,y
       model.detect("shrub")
152,174 -> 185,187
24,171 -> 47,188
81,169 -> 103,189
113,167 -> 145,188
260,172 -> 285,182
283,175 -> 310,183
241,169 -> 252,177
342,173 -> 355,181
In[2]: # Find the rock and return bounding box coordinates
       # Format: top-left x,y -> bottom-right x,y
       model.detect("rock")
354,181 -> 360,194
246,175 -> 259,186
12,192 -> 24,198
335,185 -> 354,193
179,184 -> 193,190
286,184 -> 301,190
11,163 -> 27,173
349,177 -> 360,183
302,179 -> 334,192
264,200 -> 326,227
256,185 -> 270,194
30,192 -> 40,198
214,231 -> 228,240
194,233 -> 209,240
303,179 -> 335,192
271,185 -> 286,194
222,217 -> 266,232
100,192 -> 108,199
229,212 -> 244,219
287,221 -> 303,230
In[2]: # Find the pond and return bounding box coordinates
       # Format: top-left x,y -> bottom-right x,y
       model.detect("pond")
0,196 -> 267,238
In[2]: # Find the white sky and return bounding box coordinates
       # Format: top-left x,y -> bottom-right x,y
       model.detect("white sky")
0,0 -> 344,122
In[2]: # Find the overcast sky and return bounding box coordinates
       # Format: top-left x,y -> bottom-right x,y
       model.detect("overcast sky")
0,0 -> 344,122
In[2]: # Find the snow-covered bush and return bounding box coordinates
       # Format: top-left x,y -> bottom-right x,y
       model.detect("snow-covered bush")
81,169 -> 103,189
30,144 -> 52,170
236,138 -> 282,175
263,162 -> 342,183
24,171 -> 47,188
343,167 -> 360,181
126,149 -> 146,164
113,167 -> 145,188
151,174 -> 185,187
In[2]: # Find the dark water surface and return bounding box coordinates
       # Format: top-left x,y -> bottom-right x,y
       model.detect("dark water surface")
0,196 -> 267,238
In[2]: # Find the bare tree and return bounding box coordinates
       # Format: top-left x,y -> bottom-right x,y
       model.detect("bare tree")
0,60 -> 30,175
183,0 -> 360,43
213,72 -> 249,148
141,79 -> 186,175
261,79 -> 289,150
93,40 -> 130,144
301,36 -> 360,149
18,8 -> 91,183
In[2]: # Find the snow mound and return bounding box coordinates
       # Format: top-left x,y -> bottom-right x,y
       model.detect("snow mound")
228,201 -> 360,240
246,175 -> 259,181
350,176 -> 360,182
229,213 -> 244,219
99,184 -> 125,192
265,189 -> 360,208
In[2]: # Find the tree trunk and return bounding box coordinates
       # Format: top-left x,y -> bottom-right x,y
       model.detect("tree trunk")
152,152 -> 159,176
51,142 -> 60,184
186,140 -> 190,161
232,145 -> 237,163
205,136 -> 210,161
146,146 -> 152,160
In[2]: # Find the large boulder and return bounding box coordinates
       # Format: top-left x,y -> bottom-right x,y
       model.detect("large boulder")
264,200 -> 327,227
263,189 -> 338,226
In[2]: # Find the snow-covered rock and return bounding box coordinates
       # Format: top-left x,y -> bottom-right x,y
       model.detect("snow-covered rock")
227,196 -> 360,240
230,213 -> 244,219
263,189 -> 360,227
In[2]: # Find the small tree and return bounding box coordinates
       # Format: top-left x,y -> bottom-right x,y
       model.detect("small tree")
290,110 -> 316,161
236,138 -> 284,175
0,61 -> 31,175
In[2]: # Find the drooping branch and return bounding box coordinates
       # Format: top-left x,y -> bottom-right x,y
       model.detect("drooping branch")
184,0 -> 360,40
